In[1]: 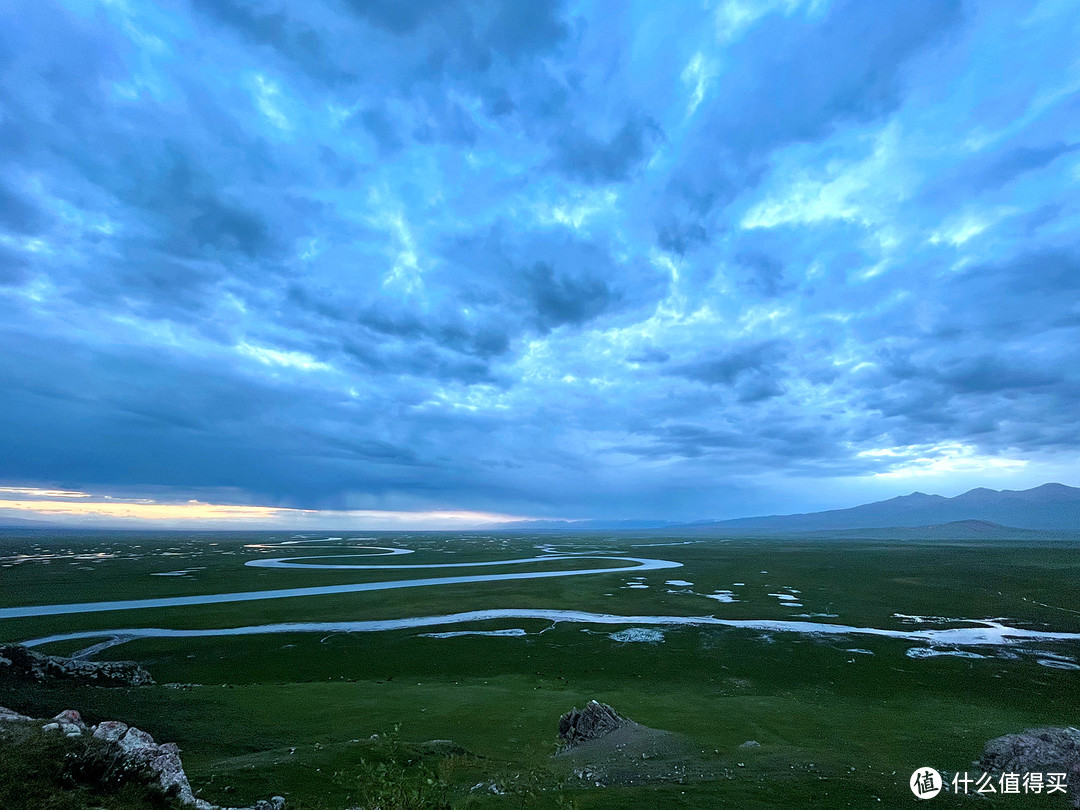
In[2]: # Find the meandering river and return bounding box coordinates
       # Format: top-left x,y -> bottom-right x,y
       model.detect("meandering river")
6,542 -> 1080,655
0,549 -> 681,620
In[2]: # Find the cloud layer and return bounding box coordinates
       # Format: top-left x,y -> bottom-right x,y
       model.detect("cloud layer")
1,0 -> 1078,522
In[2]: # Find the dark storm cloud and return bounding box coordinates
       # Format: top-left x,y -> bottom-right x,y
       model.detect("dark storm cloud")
553,114 -> 663,184
439,222 -> 661,336
936,249 -> 1080,337
879,351 -> 1062,395
338,0 -> 444,36
733,249 -> 792,298
655,0 -> 964,254
992,249 -> 1080,295
354,306 -> 511,359
357,105 -> 406,156
620,423 -> 753,459
978,143 -> 1078,189
626,348 -> 670,365
88,136 -> 293,265
188,0 -> 353,84
725,0 -> 962,149
340,337 -> 498,384
0,327 -> 436,507
669,341 -> 787,388
412,97 -> 479,146
0,0 -> 1077,522
525,262 -> 616,329
340,0 -> 568,70
0,180 -> 48,235
958,143 -> 1079,195
840,246 -> 1080,461
0,246 -> 28,286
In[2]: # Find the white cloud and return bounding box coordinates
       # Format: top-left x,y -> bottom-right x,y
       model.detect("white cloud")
741,125 -> 903,230
713,0 -> 829,43
236,342 -> 330,372
680,52 -> 714,117
0,486 -> 90,498
535,189 -> 619,231
858,442 -> 1028,478
371,205 -> 425,296
253,74 -> 290,130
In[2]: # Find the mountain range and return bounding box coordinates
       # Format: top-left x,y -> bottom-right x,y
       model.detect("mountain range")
489,483 -> 1080,534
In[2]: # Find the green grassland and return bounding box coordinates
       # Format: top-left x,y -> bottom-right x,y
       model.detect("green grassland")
1,530 -> 1079,808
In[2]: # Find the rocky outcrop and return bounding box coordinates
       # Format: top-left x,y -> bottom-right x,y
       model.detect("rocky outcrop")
41,708 -> 89,738
553,701 -> 707,787
558,701 -> 626,748
979,727 -> 1080,807
0,705 -> 33,723
0,644 -> 154,687
0,705 -> 283,810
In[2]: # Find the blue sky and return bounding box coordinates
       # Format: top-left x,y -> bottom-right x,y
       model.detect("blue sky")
1,0 -> 1078,528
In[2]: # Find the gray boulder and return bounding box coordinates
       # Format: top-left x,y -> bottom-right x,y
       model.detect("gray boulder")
979,727 -> 1080,807
4,704 -> 283,810
92,720 -> 129,742
0,705 -> 34,724
102,720 -> 286,810
0,644 -> 154,687
558,700 -> 626,748
94,719 -> 285,810
53,709 -> 88,737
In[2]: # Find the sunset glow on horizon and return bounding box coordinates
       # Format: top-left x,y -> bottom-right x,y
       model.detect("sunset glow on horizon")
0,491 -> 530,530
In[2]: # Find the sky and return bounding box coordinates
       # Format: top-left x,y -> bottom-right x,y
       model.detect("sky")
1,0 -> 1079,529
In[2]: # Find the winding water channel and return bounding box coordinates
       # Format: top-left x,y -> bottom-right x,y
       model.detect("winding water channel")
0,547 -> 680,620
6,543 -> 1080,655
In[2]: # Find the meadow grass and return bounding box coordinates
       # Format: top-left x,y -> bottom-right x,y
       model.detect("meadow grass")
1,530 -> 1078,807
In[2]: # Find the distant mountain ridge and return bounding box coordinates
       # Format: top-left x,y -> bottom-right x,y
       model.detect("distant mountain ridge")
487,483 -> 1080,533
705,483 -> 1080,532
0,515 -> 66,529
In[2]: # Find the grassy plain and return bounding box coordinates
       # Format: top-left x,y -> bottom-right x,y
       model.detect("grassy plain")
1,529 -> 1079,808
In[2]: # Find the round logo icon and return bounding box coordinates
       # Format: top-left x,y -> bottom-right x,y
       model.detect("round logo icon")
910,767 -> 943,799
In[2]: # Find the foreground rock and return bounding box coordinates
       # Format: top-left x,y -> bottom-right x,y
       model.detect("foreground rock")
0,705 -> 283,810
554,701 -> 709,787
0,644 -> 154,687
979,727 -> 1080,807
0,706 -> 33,723
558,701 -> 626,748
